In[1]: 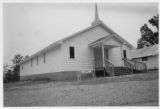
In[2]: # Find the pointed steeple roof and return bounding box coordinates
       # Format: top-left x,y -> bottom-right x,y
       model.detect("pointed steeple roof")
91,3 -> 103,26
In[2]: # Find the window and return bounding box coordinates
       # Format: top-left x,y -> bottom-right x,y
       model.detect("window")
37,56 -> 38,65
43,53 -> 46,63
31,59 -> 32,66
142,57 -> 148,61
22,66 -> 23,70
69,46 -> 75,59
123,50 -> 127,59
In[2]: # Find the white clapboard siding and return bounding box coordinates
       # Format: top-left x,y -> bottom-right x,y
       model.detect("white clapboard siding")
133,55 -> 158,70
20,46 -> 61,76
61,25 -> 111,72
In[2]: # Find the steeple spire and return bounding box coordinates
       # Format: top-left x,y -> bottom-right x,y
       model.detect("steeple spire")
95,3 -> 100,21
91,3 -> 103,26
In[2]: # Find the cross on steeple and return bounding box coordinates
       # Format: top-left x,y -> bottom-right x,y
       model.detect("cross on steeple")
91,3 -> 103,26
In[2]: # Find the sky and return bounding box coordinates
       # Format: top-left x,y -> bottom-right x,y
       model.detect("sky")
3,2 -> 158,65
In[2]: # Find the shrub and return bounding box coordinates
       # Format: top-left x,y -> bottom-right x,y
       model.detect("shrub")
4,65 -> 20,83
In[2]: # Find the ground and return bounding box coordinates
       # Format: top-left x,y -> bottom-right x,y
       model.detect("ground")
4,72 -> 159,106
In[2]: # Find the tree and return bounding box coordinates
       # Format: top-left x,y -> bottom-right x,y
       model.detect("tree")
137,15 -> 159,49
12,65 -> 20,81
10,54 -> 23,82
5,70 -> 13,83
12,54 -> 23,64
149,15 -> 158,30
4,54 -> 27,83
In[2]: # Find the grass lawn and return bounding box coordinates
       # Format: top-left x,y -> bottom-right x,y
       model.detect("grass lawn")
3,72 -> 159,106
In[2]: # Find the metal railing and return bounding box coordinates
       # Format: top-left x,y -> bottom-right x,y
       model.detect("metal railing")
104,58 -> 114,76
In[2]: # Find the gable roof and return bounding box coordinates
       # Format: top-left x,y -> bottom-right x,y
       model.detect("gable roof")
88,24 -> 135,49
131,44 -> 159,59
18,24 -> 101,65
101,23 -> 135,49
19,22 -> 135,65
18,40 -> 62,65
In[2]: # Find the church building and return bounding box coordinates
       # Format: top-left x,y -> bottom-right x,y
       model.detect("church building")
19,4 -> 147,81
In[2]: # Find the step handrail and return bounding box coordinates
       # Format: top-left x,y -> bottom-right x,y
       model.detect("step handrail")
122,58 -> 147,72
104,58 -> 114,66
130,59 -> 147,72
104,58 -> 114,76
122,58 -> 134,73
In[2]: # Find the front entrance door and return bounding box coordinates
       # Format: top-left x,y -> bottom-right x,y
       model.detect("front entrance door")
94,48 -> 108,68
94,48 -> 109,77
94,48 -> 102,68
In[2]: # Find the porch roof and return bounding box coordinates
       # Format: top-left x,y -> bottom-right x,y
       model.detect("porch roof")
88,34 -> 114,47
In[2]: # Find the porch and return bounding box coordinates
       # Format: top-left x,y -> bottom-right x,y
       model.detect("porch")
89,35 -> 147,77
92,44 -> 115,77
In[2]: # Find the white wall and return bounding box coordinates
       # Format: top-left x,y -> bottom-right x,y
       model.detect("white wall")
20,24 -> 134,76
122,44 -> 132,60
133,55 -> 159,70
20,46 -> 61,76
61,25 -> 111,72
108,47 -> 122,66
103,37 -> 133,66
104,37 -> 122,66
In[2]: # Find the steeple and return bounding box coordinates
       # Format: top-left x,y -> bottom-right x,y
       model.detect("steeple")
91,3 -> 103,26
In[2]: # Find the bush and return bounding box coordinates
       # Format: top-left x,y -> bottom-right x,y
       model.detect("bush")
12,65 -> 20,81
4,65 -> 20,83
4,70 -> 13,83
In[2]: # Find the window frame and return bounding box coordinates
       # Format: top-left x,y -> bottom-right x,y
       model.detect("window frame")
123,50 -> 127,59
37,56 -> 38,65
43,53 -> 46,63
31,59 -> 33,67
69,46 -> 75,59
142,57 -> 148,61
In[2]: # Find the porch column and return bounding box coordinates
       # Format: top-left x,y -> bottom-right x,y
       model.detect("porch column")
102,43 -> 105,76
102,43 -> 105,67
120,44 -> 123,66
